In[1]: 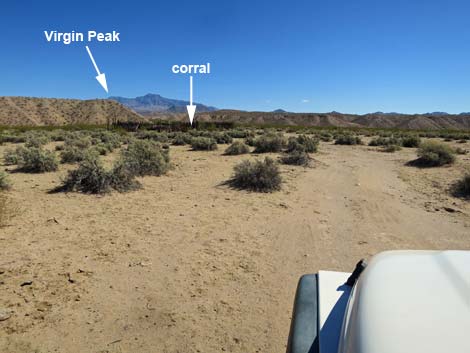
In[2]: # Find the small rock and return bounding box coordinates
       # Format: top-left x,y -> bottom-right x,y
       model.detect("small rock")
443,207 -> 458,213
0,309 -> 12,321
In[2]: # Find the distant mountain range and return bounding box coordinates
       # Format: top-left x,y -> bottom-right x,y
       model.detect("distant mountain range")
109,93 -> 217,116
0,95 -> 469,130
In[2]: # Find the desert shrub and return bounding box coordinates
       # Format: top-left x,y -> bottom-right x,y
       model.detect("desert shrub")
60,146 -> 93,163
454,173 -> 470,198
136,131 -> 169,143
318,132 -> 333,142
191,137 -> 218,151
245,136 -> 256,146
253,133 -> 285,153
3,146 -> 27,165
61,154 -> 110,194
172,132 -> 192,146
287,135 -> 319,153
64,134 -> 93,149
369,136 -> 402,147
227,129 -> 254,139
416,141 -> 455,167
335,135 -> 362,145
454,147 -> 467,155
24,132 -> 50,148
228,157 -> 282,192
381,144 -> 402,153
121,139 -> 170,176
55,144 -> 65,151
0,133 -> 26,144
457,139 -> 467,144
49,130 -> 67,142
0,170 -> 11,190
280,150 -> 310,166
17,147 -> 58,173
92,144 -> 110,156
402,135 -> 421,148
94,131 -> 122,149
108,161 -> 141,192
224,141 -> 250,155
213,132 -> 233,144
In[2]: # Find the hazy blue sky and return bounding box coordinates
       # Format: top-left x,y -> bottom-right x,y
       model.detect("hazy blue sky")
1,0 -> 470,113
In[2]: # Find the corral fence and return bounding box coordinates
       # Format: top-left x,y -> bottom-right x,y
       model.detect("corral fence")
114,120 -> 236,132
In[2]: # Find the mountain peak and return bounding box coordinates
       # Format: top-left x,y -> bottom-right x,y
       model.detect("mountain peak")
109,93 -> 217,115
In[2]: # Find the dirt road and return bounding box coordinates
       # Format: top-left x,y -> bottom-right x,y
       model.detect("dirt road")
1,141 -> 469,353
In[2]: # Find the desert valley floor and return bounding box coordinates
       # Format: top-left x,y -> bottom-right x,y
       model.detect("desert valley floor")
1,140 -> 469,353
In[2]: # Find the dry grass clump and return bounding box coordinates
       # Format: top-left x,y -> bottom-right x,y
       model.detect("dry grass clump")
228,157 -> 282,192
191,137 -> 218,151
224,141 -> 250,155
414,141 -> 455,167
0,193 -> 17,227
0,170 -> 11,190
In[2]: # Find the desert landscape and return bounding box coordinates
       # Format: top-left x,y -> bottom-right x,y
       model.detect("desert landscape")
1,124 -> 469,353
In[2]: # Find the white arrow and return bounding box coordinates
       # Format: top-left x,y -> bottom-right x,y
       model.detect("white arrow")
186,75 -> 196,125
85,46 -> 108,93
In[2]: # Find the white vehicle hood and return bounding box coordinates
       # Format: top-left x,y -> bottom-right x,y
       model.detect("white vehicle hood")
338,250 -> 470,353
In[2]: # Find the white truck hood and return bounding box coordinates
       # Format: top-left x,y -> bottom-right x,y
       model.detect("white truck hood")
338,250 -> 470,353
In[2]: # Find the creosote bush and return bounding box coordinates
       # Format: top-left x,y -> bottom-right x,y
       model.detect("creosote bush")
228,157 -> 282,192
402,135 -> 421,148
17,147 -> 58,173
416,141 -> 455,167
60,154 -> 142,194
287,135 -> 318,153
454,173 -> 470,198
172,132 -> 192,146
190,137 -> 218,151
335,135 -> 362,145
121,139 -> 170,176
280,150 -> 310,166
253,133 -> 285,153
60,146 -> 92,163
224,141 -> 250,155
25,133 -> 51,148
3,146 -> 27,165
369,136 -> 401,147
108,161 -> 142,192
61,155 -> 110,194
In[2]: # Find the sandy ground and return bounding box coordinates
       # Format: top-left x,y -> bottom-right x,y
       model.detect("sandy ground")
0,139 -> 469,353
